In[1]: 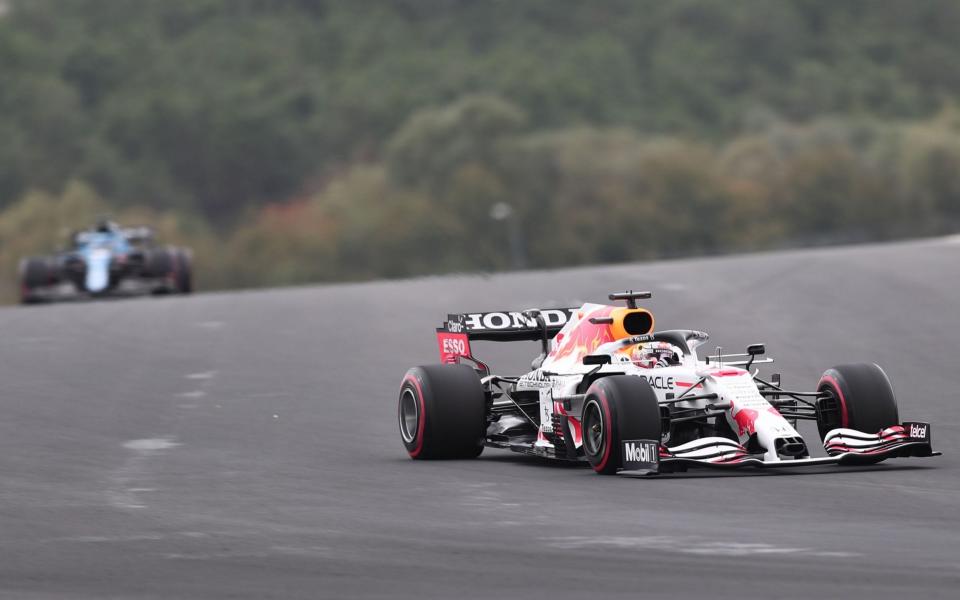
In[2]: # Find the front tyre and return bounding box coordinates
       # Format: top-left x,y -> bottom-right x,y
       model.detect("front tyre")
582,376 -> 661,475
20,257 -> 52,304
816,363 -> 899,440
398,364 -> 486,459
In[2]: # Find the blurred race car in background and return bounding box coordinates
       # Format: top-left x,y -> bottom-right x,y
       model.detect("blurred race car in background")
18,219 -> 193,304
398,291 -> 939,475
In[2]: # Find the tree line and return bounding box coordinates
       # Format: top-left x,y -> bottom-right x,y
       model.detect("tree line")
1,1 -> 958,302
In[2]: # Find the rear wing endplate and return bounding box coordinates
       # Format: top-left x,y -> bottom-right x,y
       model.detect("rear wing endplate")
436,308 -> 577,363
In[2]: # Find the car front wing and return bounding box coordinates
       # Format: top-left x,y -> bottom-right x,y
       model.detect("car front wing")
618,423 -> 939,476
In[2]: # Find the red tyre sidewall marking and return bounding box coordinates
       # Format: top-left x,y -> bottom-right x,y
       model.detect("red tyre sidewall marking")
594,386 -> 613,472
403,375 -> 427,458
819,375 -> 849,428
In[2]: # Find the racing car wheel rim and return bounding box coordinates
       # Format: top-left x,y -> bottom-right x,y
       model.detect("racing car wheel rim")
399,388 -> 420,444
582,399 -> 605,458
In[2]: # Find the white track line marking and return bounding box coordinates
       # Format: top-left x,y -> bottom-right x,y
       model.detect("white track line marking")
59,535 -> 166,543
543,536 -> 861,558
185,371 -> 217,380
107,438 -> 180,509
122,438 -> 180,451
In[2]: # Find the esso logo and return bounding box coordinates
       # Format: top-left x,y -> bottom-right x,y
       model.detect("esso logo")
443,338 -> 466,355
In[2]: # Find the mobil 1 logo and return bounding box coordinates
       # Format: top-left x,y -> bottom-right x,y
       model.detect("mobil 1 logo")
621,439 -> 659,474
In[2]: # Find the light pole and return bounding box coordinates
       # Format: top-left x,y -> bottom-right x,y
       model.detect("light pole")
490,202 -> 526,270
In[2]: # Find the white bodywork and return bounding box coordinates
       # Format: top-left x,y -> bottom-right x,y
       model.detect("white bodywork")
511,303 -> 802,462
84,248 -> 112,293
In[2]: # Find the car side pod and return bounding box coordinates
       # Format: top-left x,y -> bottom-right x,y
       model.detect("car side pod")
616,422 -> 939,476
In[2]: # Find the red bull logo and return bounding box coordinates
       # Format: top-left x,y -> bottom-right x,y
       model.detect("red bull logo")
733,407 -> 759,437
544,305 -> 616,367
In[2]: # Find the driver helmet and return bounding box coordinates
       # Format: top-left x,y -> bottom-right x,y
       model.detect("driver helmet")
631,341 -> 682,368
95,218 -> 118,233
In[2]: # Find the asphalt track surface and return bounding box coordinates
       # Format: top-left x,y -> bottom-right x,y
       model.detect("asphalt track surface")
1,237 -> 959,599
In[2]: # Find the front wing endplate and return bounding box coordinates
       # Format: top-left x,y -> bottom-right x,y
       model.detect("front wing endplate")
618,423 -> 939,477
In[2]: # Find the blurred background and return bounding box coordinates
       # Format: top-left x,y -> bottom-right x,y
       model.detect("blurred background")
1,0 -> 958,304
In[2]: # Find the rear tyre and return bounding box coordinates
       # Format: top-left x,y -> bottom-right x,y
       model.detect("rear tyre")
173,248 -> 193,294
816,363 -> 899,440
582,376 -> 661,475
144,248 -> 175,294
145,248 -> 174,279
399,364 -> 486,459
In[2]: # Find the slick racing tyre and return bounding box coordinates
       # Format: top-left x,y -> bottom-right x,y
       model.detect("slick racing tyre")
399,364 -> 486,459
20,257 -> 51,304
816,363 -> 899,441
582,375 -> 661,475
145,248 -> 174,279
173,248 -> 193,294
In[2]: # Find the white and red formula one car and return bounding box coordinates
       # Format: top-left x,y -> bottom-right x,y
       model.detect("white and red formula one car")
398,291 -> 939,475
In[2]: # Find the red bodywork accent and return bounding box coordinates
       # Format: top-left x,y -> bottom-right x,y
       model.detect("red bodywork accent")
546,305 -> 616,365
711,369 -> 746,377
436,331 -> 472,364
825,443 -> 908,456
881,426 -> 907,438
824,426 -> 909,455
568,416 -> 583,446
554,402 -> 583,446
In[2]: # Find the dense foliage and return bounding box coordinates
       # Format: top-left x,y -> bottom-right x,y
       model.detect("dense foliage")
1,0 -> 959,302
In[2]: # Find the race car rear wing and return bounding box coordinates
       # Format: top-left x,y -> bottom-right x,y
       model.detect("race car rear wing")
436,308 -> 577,364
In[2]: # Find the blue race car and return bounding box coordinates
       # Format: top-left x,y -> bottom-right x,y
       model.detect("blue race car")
18,220 -> 193,304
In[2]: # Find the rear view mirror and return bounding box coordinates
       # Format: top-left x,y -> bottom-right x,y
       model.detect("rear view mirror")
583,354 -> 611,365
745,343 -> 765,370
